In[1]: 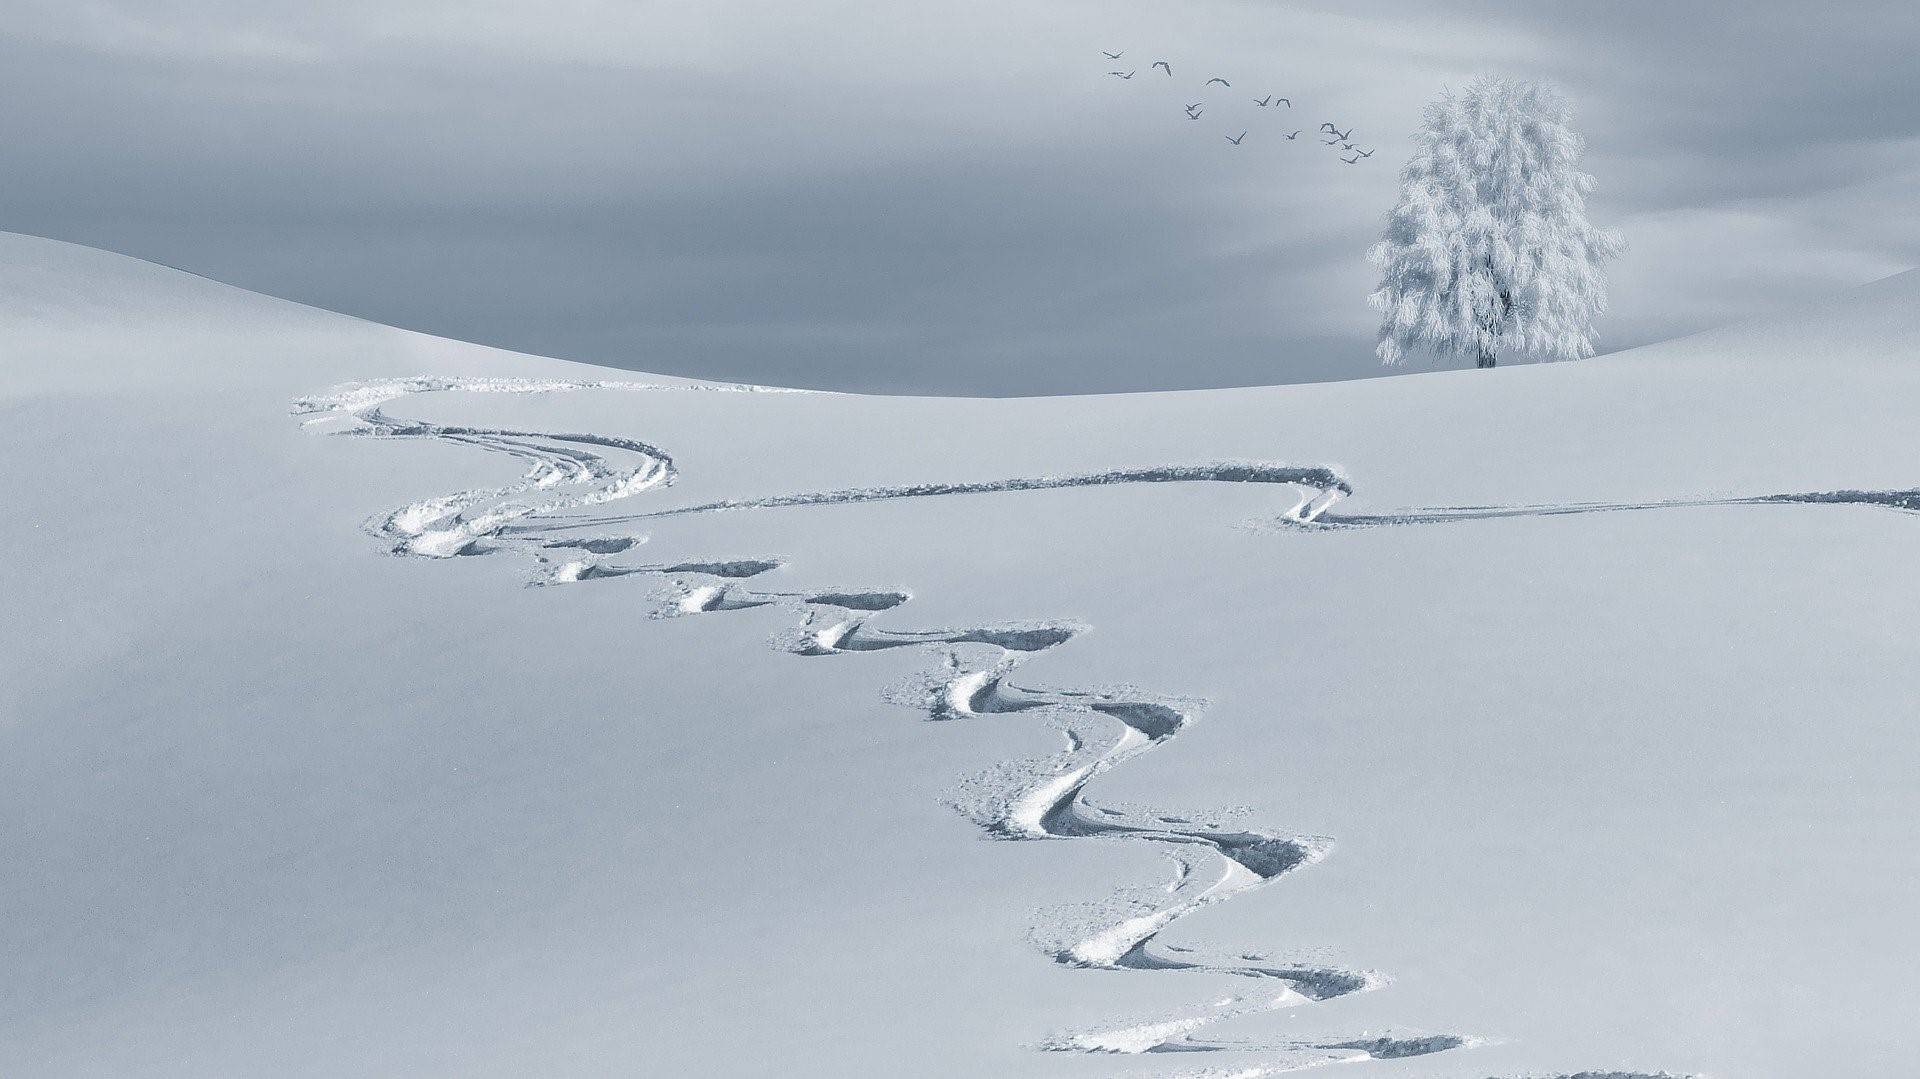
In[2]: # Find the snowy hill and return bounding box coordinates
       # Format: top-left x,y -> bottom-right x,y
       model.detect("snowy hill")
4,231 -> 1917,1078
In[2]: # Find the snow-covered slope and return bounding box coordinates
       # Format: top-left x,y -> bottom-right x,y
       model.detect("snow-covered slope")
4,231 -> 1916,1078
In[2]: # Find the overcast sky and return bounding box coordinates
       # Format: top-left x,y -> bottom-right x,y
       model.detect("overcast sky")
5,1 -> 1917,394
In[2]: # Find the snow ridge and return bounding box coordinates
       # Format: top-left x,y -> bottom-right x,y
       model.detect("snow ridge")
296,375 -> 1693,1075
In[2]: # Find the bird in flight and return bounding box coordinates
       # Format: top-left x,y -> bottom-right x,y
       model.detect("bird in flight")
1319,122 -> 1339,133
1340,141 -> 1357,150
1103,50 -> 1124,60
1353,148 -> 1375,158
1325,125 -> 1353,141
1255,95 -> 1272,107
1153,60 -> 1173,76
1186,108 -> 1204,120
1186,102 -> 1203,112
1274,97 -> 1291,107
1109,70 -> 1135,79
1341,152 -> 1362,164
1226,131 -> 1246,145
1283,130 -> 1300,140
1206,76 -> 1231,87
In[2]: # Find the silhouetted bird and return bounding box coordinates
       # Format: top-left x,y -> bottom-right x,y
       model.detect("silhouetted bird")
1109,70 -> 1135,79
1185,102 -> 1203,112
1353,148 -> 1374,158
1226,131 -> 1246,145
1206,77 -> 1231,87
1104,50 -> 1124,60
1275,97 -> 1291,107
1153,60 -> 1172,76
1341,152 -> 1361,164
1283,130 -> 1300,140
1256,96 -> 1272,107
1187,109 -> 1203,120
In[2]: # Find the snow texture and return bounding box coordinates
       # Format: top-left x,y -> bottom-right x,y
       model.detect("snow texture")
6,231 -> 1920,1078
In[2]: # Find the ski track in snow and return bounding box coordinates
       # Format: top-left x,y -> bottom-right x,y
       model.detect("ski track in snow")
1284,489 -> 1920,531
291,374 -> 1871,1076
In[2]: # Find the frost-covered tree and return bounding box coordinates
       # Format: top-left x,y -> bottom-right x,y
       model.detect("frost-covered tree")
1369,76 -> 1623,369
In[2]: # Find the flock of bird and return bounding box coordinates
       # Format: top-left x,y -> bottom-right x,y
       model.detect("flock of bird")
1101,50 -> 1374,163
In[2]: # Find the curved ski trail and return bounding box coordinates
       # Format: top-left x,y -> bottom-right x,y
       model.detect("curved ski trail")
297,375 -> 1759,1076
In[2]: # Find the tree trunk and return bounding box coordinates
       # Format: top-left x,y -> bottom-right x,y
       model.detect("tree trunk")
1475,285 -> 1509,369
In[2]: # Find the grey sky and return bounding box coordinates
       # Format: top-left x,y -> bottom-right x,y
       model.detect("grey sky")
4,1 -> 1917,394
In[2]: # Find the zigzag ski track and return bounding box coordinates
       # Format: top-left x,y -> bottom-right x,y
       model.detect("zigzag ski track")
293,374 -> 1902,1075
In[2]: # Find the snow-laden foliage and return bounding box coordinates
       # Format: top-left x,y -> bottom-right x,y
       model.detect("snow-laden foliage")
1369,76 -> 1624,367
